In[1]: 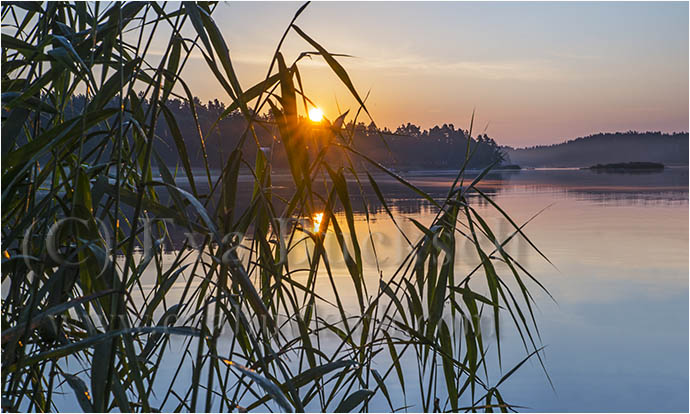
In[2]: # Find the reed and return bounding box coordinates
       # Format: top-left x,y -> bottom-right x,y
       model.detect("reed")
1,2 -> 551,412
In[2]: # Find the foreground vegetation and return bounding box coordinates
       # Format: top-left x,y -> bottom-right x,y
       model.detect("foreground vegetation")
2,2 -> 550,412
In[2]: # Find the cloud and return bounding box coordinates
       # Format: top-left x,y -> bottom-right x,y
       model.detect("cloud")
153,45 -> 566,83
356,55 -> 566,81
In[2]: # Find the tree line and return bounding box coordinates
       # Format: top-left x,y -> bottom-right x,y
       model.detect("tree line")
505,131 -> 689,167
60,95 -> 506,172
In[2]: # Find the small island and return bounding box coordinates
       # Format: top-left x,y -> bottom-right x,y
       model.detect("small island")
496,164 -> 522,170
585,161 -> 665,171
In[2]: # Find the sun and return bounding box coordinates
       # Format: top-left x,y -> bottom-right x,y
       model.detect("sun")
308,107 -> 324,122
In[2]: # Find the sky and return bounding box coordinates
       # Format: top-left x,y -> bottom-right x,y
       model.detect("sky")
172,1 -> 688,147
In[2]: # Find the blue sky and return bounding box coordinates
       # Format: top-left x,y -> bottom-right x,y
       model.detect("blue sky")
174,1 -> 688,146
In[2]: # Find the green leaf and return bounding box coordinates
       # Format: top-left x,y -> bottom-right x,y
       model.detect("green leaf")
291,359 -> 356,389
334,389 -> 374,413
439,320 -> 459,411
1,289 -> 117,346
160,105 -> 198,196
291,25 -> 370,119
221,359 -> 294,412
6,327 -> 201,373
63,374 -> 94,412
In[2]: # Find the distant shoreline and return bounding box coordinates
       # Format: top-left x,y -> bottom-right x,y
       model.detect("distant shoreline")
503,131 -> 688,168
156,165 -> 688,183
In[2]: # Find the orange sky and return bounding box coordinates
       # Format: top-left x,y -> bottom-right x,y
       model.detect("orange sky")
169,2 -> 688,147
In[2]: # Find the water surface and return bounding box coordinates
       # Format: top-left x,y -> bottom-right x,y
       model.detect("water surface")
386,168 -> 689,412
165,167 -> 689,412
40,167 -> 690,412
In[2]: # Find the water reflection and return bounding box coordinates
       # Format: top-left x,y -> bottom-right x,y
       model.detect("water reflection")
150,167 -> 688,222
100,168 -> 690,411
312,212 -> 324,233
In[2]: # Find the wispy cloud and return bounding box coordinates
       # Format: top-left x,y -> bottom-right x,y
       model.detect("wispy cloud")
227,52 -> 569,82
355,55 -> 566,81
152,45 -> 569,82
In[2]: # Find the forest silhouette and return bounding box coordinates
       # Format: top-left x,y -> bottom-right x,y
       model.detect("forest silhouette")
63,95 -> 688,172
64,94 -> 506,171
506,131 -> 689,167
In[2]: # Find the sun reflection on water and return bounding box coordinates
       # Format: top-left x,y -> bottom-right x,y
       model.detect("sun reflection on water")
312,212 -> 324,233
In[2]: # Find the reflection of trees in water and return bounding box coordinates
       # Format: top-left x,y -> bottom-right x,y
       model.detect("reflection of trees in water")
161,169 -> 688,216
353,192 -> 498,216
146,170 -> 687,251
568,191 -> 689,206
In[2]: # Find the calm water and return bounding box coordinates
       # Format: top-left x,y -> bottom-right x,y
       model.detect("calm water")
212,167 -> 689,411
44,167 -> 690,412
368,168 -> 689,412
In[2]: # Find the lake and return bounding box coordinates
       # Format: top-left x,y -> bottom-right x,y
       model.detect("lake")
195,167 -> 688,412
366,167 -> 689,412
274,166 -> 689,412
419,168 -> 688,412
42,167 -> 690,412
296,168 -> 688,412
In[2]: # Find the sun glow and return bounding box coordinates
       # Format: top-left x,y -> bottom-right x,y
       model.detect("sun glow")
312,212 -> 324,233
308,107 -> 324,123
